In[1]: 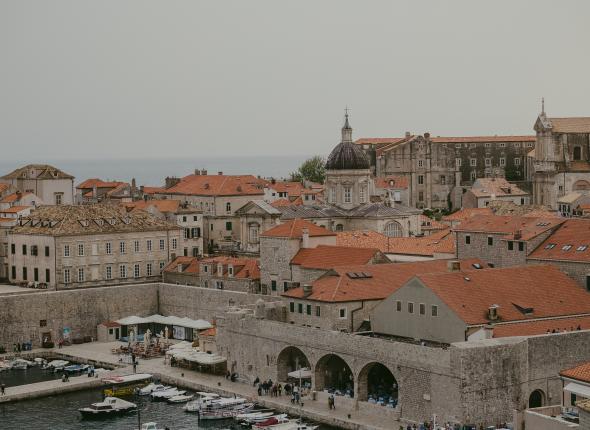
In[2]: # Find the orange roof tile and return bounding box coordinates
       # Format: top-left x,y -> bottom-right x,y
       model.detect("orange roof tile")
270,199 -> 293,208
0,205 -> 31,213
77,178 -> 126,189
142,186 -> 166,195
417,265 -> 590,325
355,137 -> 406,146
453,215 -> 564,241
529,219 -> 590,263
420,215 -> 447,231
283,259 -> 481,303
492,315 -> 590,338
429,135 -> 535,143
0,184 -> 10,194
549,117 -> 590,134
443,208 -> 494,223
560,361 -> 590,384
291,245 -> 381,270
0,192 -> 32,203
124,199 -> 181,214
199,327 -> 217,337
469,178 -> 528,198
374,175 -> 409,190
260,219 -> 336,239
163,174 -> 265,197
267,181 -> 305,198
164,256 -> 260,280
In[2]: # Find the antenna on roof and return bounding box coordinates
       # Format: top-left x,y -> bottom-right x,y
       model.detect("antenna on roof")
541,97 -> 545,115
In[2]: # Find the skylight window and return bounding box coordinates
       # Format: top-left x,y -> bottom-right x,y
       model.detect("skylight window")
577,245 -> 588,252
544,244 -> 556,249
562,245 -> 572,251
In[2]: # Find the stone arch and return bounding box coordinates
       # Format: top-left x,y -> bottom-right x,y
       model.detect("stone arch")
573,180 -> 590,191
277,346 -> 311,382
384,221 -> 403,238
357,362 -> 399,405
314,353 -> 354,396
528,389 -> 545,408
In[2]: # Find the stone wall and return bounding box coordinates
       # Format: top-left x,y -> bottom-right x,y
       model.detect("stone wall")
527,258 -> 590,289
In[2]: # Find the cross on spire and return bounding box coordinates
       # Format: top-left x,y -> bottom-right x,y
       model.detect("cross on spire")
541,97 -> 545,115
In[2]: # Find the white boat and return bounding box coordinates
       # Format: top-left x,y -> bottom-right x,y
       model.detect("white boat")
150,388 -> 186,400
199,402 -> 254,420
184,396 -> 248,412
167,394 -> 194,403
43,359 -> 69,370
78,397 -> 137,418
138,383 -> 169,396
0,360 -> 11,371
64,364 -> 90,373
254,419 -> 317,430
141,423 -> 165,430
11,358 -> 33,370
33,357 -> 46,366
235,411 -> 275,422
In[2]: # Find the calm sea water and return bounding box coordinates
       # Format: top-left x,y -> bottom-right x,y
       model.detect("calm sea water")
0,156 -> 310,186
0,367 -> 63,387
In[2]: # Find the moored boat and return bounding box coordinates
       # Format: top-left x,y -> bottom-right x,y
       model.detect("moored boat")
184,395 -> 248,413
199,402 -> 255,420
253,419 -> 317,430
102,373 -> 152,397
141,423 -> 165,430
138,383 -> 169,396
78,397 -> 137,418
10,359 -> 33,370
150,388 -> 186,401
167,394 -> 194,403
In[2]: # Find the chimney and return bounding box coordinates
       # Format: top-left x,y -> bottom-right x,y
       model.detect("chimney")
514,229 -> 522,240
302,228 -> 310,249
405,131 -> 411,139
488,305 -> 499,321
424,132 -> 431,139
218,171 -> 223,176
92,184 -> 98,198
483,324 -> 494,339
303,284 -> 313,297
447,260 -> 461,272
194,169 -> 200,175
165,176 -> 180,189
201,169 -> 208,176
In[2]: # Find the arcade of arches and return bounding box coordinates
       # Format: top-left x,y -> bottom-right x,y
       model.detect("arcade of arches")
277,348 -> 399,404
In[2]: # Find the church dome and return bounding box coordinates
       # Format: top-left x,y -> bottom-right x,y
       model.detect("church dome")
325,113 -> 370,170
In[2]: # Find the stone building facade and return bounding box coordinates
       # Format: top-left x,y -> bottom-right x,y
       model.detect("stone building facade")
7,204 -> 181,289
0,164 -> 75,205
532,107 -> 590,209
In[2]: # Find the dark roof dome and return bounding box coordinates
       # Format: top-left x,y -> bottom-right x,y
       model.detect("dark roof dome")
326,113 -> 370,170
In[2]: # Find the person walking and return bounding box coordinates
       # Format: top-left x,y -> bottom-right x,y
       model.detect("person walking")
1,382 -> 5,395
133,361 -> 137,373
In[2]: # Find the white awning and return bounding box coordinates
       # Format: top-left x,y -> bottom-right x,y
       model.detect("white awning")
287,368 -> 312,379
564,382 -> 590,398
116,314 -> 212,331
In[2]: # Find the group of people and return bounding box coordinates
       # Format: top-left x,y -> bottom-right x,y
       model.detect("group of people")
403,422 -> 508,429
546,325 -> 582,334
253,377 -> 304,405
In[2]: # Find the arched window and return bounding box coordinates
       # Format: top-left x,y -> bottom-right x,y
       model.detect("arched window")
573,180 -> 590,191
529,389 -> 545,408
384,221 -> 402,237
574,146 -> 582,161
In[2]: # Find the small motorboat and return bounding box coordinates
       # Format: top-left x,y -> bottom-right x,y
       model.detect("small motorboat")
167,394 -> 194,404
150,388 -> 186,401
184,395 -> 247,412
11,359 -> 33,370
43,359 -> 69,370
64,364 -> 90,373
254,419 -> 317,430
235,411 -> 275,422
141,423 -> 165,430
138,383 -> 169,396
199,403 -> 255,420
78,397 -> 137,418
33,357 -> 47,366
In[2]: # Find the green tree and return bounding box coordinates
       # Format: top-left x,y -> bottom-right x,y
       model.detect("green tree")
291,156 -> 326,183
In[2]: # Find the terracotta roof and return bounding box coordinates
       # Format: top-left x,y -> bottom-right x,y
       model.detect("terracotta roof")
0,184 -> 10,194
560,361 -> 590,384
199,327 -> 217,337
429,135 -> 535,143
416,265 -> 590,325
0,217 -> 16,224
549,117 -> 590,134
271,199 -> 295,208
164,256 -> 260,280
267,181 -> 305,198
529,219 -> 590,263
260,219 -> 336,239
283,259 -> 481,303
488,201 -> 559,218
0,205 -> 31,214
1,164 -> 74,180
374,175 -> 409,190
469,178 -> 529,198
142,186 -> 166,195
123,199 -> 181,214
442,208 -> 493,223
291,245 -> 381,270
11,204 -> 178,236
77,178 -> 126,189
420,215 -> 447,231
355,138 -> 406,146
492,315 -> 590,338
100,320 -> 121,328
163,174 -> 265,197
0,192 -> 32,203
453,215 -> 564,241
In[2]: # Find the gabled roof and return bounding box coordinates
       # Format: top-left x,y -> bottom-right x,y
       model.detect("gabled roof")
77,178 -> 126,189
260,219 -> 336,239
453,215 -> 564,241
123,199 -> 181,214
528,219 -> 590,263
560,361 -> 590,384
266,181 -> 305,198
0,205 -> 32,214
0,192 -> 33,203
282,259 -> 481,303
1,164 -> 74,180
354,137 -> 406,146
291,245 -> 382,270
163,256 -> 260,280
420,215 -> 447,231
443,208 -> 494,223
491,315 -> 590,338
270,199 -> 293,208
416,265 -> 590,325
235,200 -> 281,215
163,174 -> 265,197
142,186 -> 166,195
548,117 -> 590,134
429,135 -> 535,143
469,178 -> 529,198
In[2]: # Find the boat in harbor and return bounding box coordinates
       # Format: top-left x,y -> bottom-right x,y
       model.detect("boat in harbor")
64,363 -> 90,373
42,359 -> 69,371
102,373 -> 152,397
140,423 -> 165,430
150,387 -> 186,401
138,383 -> 170,396
253,419 -> 317,430
235,411 -> 275,422
184,395 -> 248,413
10,358 -> 33,370
199,402 -> 255,420
78,397 -> 137,418
167,393 -> 194,403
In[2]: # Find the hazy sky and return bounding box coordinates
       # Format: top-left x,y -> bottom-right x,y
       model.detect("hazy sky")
1,1 -> 589,161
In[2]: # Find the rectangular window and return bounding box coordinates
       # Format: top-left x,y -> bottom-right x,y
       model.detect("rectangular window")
418,175 -> 424,185
120,241 -> 126,254
31,245 -> 38,256
146,240 -> 152,251
146,263 -> 153,277
440,175 -> 446,185
283,281 -> 288,291
470,158 -> 477,167
514,157 -> 521,166
226,202 -> 231,213
11,243 -> 15,254
519,242 -> 524,252
290,302 -> 295,313
106,242 -> 112,255
22,244 -> 27,255
192,247 -> 199,257
339,308 -> 346,318
172,238 -> 177,250
431,305 -> 438,317
329,188 -> 336,203
298,303 -> 303,314
45,269 -> 50,283
418,159 -> 424,168
500,158 -> 505,166
306,304 -> 311,315
396,300 -> 402,311
39,319 -> 47,327
160,239 -> 165,250
471,171 -> 476,181
344,187 -> 352,203
134,264 -> 140,278
193,215 -> 198,221
159,262 -> 165,272
271,280 -> 277,291
419,303 -> 426,315
63,268 -> 70,284
134,240 -> 140,253
455,158 -> 461,167
359,186 -> 366,203
106,266 -> 112,280
225,222 -> 232,231
44,246 -> 50,257
408,302 -> 414,314
465,235 -> 471,245
315,305 -> 321,317
78,243 -> 84,256
34,268 -> 39,282
488,236 -> 493,246
22,267 -> 27,280
418,191 -> 424,202
78,268 -> 85,282
508,241 -> 514,251
11,266 -> 16,279
485,158 -> 491,166
120,265 -> 127,279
